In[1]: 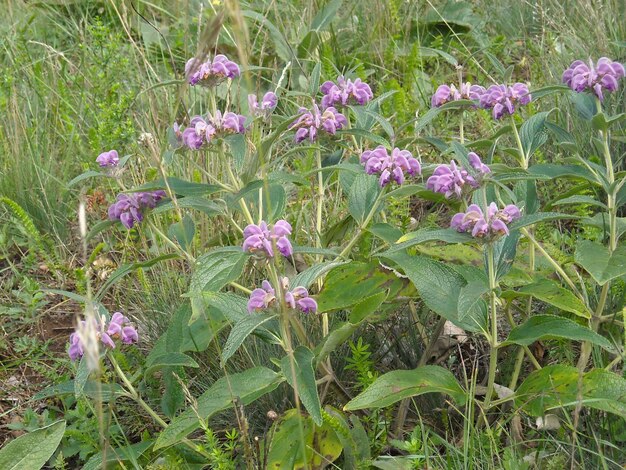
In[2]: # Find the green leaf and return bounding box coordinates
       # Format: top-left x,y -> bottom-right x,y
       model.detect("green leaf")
508,212 -> 577,231
153,196 -> 223,217
82,441 -> 153,470
281,346 -> 323,425
34,381 -> 125,401
317,261 -> 411,313
520,111 -> 551,160
316,322 -> 360,365
348,173 -> 381,224
265,409 -> 343,469
507,278 -> 590,318
490,231 -> 520,280
243,183 -> 286,221
350,290 -> 388,324
96,254 -> 180,300
189,248 -> 248,296
67,170 -> 105,188
414,99 -> 475,133
457,281 -> 488,322
221,313 -> 278,365
388,228 -> 473,253
504,315 -> 612,350
367,223 -> 403,244
0,420 -> 66,470
145,353 -> 199,377
336,129 -> 390,148
224,133 -> 247,171
380,252 -> 487,333
591,112 -> 626,132
291,261 -> 349,289
133,177 -> 221,196
154,367 -> 284,450
549,195 -> 607,210
168,214 -> 195,251
516,365 -> 626,418
572,92 -> 597,120
528,164 -> 598,184
344,366 -> 465,410
74,356 -> 90,397
574,240 -> 626,285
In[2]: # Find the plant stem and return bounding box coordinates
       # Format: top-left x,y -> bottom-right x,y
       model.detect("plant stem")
484,244 -> 499,409
314,147 -> 330,339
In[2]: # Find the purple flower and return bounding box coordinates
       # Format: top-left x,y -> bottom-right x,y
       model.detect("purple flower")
185,54 -> 240,87
180,111 -> 246,150
360,146 -> 421,187
249,91 -> 278,117
242,220 -> 293,258
248,278 -> 317,314
96,150 -> 119,168
451,202 -> 521,239
290,103 -> 347,144
67,312 -> 138,361
427,153 -> 490,199
107,191 -> 166,229
562,57 -> 625,102
431,82 -> 485,107
480,83 -> 532,119
320,76 -> 373,108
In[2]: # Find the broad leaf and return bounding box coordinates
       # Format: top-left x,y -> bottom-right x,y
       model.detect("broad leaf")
504,315 -> 612,350
133,177 -> 221,196
144,353 -> 199,377
516,365 -> 626,418
34,381 -> 125,401
0,420 -> 66,470
281,346 -> 323,425
82,441 -> 153,470
291,260 -> 349,289
154,367 -> 284,449
348,173 -> 381,224
574,240 -> 626,285
344,366 -> 465,410
388,228 -> 472,253
380,252 -> 487,332
221,313 -> 278,365
188,248 -> 248,296
520,111 -> 551,160
508,212 -> 577,231
504,278 -> 589,318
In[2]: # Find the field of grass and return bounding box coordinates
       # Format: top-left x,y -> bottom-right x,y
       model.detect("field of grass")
1,0 -> 625,468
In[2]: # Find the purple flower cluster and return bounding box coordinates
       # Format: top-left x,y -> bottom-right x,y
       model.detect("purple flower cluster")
562,57 -> 625,102
248,278 -> 317,314
181,111 -> 246,150
248,91 -> 278,117
360,146 -> 421,187
451,202 -> 521,238
431,82 -> 485,107
96,150 -> 119,168
185,54 -> 240,87
68,312 -> 138,361
242,220 -> 293,258
479,83 -> 532,119
426,152 -> 491,199
320,76 -> 373,108
290,103 -> 347,143
108,190 -> 166,229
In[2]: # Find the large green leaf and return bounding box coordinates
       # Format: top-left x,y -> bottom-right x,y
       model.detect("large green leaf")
133,177 -> 221,196
144,353 -> 199,377
265,409 -> 343,469
153,196 -> 223,217
574,240 -> 626,285
387,228 -> 473,253
516,365 -> 626,418
281,346 -> 323,426
82,441 -> 154,470
503,315 -> 613,350
0,420 -> 66,470
154,367 -> 284,449
508,212 -> 577,231
34,381 -> 125,402
344,366 -> 465,410
520,111 -> 551,160
527,164 -> 598,184
315,322 -> 360,365
291,260 -> 349,289
348,173 -> 381,224
316,261 -> 411,313
504,278 -> 590,318
221,313 -> 278,365
188,248 -> 248,296
380,252 -> 487,332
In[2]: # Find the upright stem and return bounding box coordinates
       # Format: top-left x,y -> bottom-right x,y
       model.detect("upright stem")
484,244 -> 499,409
337,188 -> 385,259
577,99 -> 617,371
459,112 -> 465,144
314,147 -> 330,338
